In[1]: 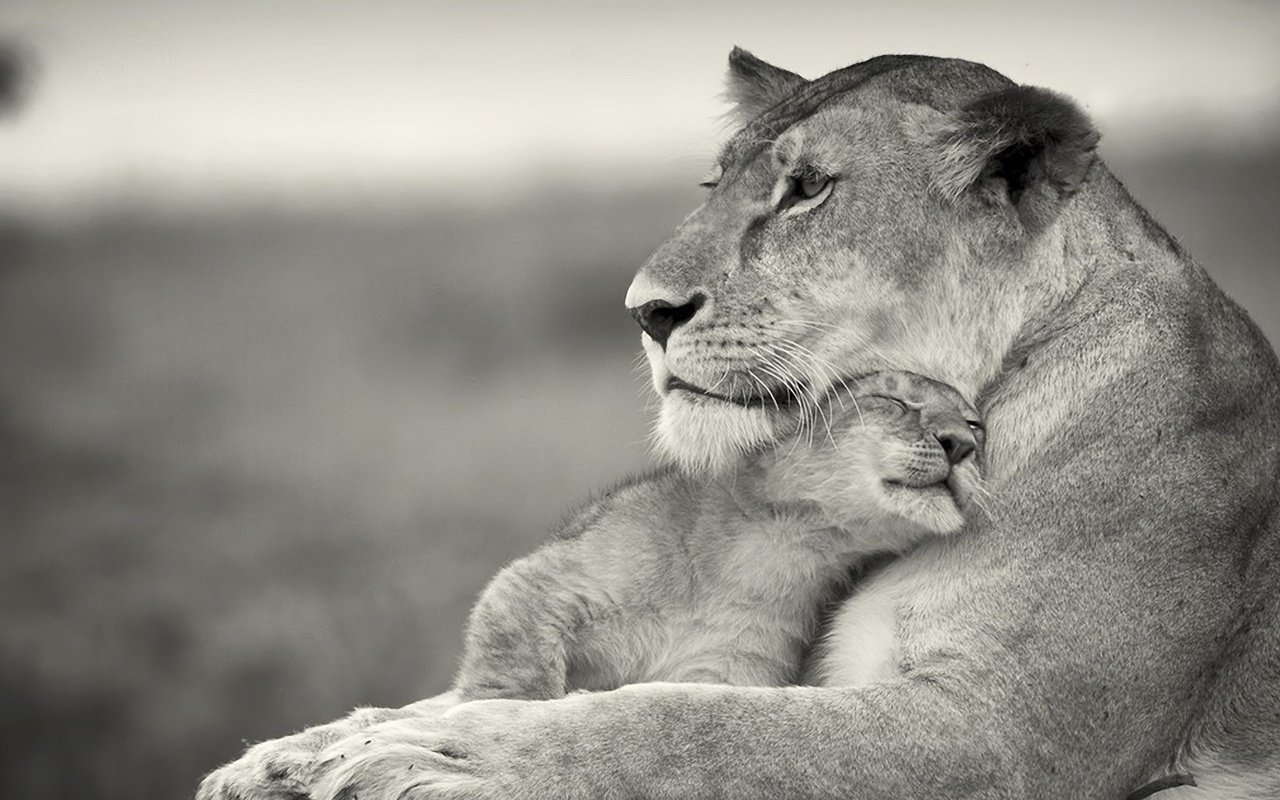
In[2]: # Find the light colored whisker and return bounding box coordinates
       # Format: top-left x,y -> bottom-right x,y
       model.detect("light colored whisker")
769,334 -> 847,392
755,361 -> 801,422
762,345 -> 835,443
770,338 -> 848,415
752,359 -> 813,458
709,360 -> 734,395
743,367 -> 782,417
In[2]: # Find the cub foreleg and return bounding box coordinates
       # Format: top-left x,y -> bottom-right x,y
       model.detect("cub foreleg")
453,549 -> 591,701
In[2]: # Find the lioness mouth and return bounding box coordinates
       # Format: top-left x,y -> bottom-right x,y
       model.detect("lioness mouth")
664,373 -> 872,411
665,376 -> 798,409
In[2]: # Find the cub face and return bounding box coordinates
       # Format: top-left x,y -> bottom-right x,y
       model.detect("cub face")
754,372 -> 985,538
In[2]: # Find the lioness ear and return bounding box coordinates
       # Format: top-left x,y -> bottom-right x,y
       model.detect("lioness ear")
932,86 -> 1099,232
725,47 -> 807,127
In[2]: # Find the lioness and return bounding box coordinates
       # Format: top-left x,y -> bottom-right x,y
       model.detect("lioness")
199,50 -> 1280,800
455,372 -> 983,700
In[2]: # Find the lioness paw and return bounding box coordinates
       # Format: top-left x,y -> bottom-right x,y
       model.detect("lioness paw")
196,730 -> 328,800
196,696 -> 464,800
195,713 -> 397,800
308,699 -> 562,800
311,729 -> 482,800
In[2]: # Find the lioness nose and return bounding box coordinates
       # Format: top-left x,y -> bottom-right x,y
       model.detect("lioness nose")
934,425 -> 977,465
629,294 -> 705,349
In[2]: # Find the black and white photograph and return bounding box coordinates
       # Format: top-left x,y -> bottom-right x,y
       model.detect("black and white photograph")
2,2 -> 1279,798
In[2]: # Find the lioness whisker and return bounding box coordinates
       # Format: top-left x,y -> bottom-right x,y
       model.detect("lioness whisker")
759,356 -> 832,450
760,343 -> 841,450
769,338 -> 849,414
743,367 -> 782,417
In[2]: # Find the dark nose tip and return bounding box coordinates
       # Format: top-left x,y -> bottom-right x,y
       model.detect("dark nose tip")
935,428 -> 977,465
629,294 -> 705,349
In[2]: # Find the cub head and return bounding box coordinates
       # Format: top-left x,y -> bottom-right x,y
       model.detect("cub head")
629,49 -> 1099,472
754,371 -> 985,537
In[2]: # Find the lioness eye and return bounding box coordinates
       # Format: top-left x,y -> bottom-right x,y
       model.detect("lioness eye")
799,171 -> 828,199
777,165 -> 834,212
699,163 -> 724,189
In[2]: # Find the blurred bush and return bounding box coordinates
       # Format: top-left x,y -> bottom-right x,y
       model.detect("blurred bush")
0,181 -> 693,798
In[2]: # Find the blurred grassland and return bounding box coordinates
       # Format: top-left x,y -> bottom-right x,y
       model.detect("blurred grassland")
1,145 -> 1278,800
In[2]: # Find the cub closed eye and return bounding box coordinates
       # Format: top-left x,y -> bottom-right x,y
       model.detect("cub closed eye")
869,395 -> 910,414
776,165 -> 835,213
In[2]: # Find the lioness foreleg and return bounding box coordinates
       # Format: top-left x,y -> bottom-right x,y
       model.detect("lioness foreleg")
304,681 -> 1026,800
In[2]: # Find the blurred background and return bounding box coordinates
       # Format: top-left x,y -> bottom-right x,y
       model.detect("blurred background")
0,1 -> 1277,798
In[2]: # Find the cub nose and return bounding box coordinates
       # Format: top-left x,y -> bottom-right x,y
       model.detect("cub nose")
934,425 -> 977,465
629,294 -> 705,349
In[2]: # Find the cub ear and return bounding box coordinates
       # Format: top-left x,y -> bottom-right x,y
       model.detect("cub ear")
725,47 -> 807,127
931,86 -> 1100,233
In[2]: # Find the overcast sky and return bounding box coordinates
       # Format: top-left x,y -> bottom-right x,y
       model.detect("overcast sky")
2,0 -> 1278,208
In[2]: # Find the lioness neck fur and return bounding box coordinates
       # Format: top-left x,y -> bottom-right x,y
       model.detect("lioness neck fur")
455,372 -> 982,699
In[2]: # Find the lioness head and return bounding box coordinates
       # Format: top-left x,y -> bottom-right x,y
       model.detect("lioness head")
755,370 -> 985,537
628,50 -> 1098,471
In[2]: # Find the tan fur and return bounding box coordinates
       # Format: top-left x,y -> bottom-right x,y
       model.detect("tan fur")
198,52 -> 1280,800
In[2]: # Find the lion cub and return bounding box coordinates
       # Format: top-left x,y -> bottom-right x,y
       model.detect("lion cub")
454,371 -> 984,698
